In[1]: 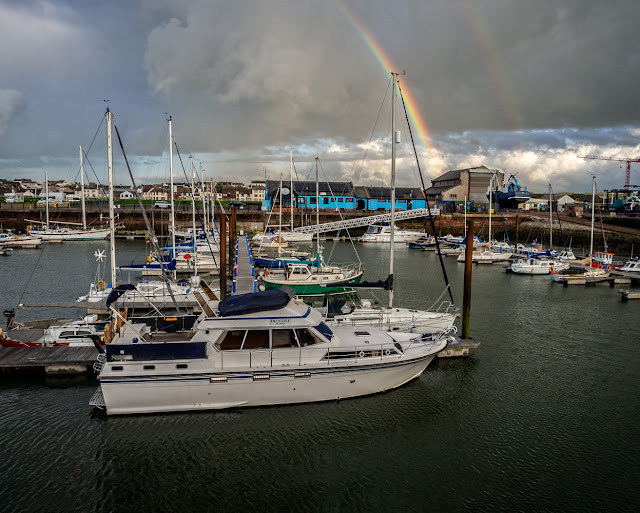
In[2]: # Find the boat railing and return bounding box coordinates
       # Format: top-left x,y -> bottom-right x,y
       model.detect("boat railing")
326,261 -> 363,276
217,343 -> 403,370
431,301 -> 458,316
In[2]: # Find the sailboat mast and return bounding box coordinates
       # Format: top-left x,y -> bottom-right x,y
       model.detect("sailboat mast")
315,157 -> 320,257
389,72 -> 398,308
549,183 -> 553,250
190,156 -> 197,275
279,172 -> 283,253
106,109 -> 116,287
464,194 -> 467,238
169,116 -> 176,280
590,175 -> 595,259
290,148 -> 294,232
45,170 -> 49,230
80,145 -> 86,230
201,165 -> 208,237
488,174 -> 492,243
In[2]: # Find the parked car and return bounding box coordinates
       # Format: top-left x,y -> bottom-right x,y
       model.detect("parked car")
154,200 -> 170,209
36,198 -> 56,206
228,201 -> 245,209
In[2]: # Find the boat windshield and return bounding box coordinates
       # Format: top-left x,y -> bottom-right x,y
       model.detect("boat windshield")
313,322 -> 334,341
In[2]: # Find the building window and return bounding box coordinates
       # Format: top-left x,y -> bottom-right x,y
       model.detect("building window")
451,194 -> 457,199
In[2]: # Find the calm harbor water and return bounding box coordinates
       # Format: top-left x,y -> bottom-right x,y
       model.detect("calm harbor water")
1,240 -> 639,512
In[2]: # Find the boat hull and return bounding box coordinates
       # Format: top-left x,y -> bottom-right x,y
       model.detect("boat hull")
99,353 -> 438,415
361,232 -> 423,243
32,229 -> 109,241
488,190 -> 531,210
262,273 -> 363,295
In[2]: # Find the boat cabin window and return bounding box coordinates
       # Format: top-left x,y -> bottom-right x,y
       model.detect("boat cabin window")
313,322 -> 334,341
272,329 -> 297,348
294,329 -> 321,347
217,330 -> 270,350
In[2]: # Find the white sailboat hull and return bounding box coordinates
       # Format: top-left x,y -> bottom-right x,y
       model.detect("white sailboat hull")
328,308 -> 456,334
361,231 -> 423,243
34,228 -> 109,241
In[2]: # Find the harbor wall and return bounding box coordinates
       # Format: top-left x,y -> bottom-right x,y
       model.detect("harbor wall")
1,205 -> 638,254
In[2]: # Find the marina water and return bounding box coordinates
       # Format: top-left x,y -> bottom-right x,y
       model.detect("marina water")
1,240 -> 639,512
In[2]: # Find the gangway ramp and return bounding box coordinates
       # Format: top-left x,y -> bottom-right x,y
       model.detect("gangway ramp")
233,235 -> 257,294
291,208 -> 439,234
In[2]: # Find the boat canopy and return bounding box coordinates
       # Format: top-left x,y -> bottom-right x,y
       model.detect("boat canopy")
106,284 -> 136,308
218,288 -> 294,317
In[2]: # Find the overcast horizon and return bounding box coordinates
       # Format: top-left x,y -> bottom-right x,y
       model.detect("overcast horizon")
1,0 -> 639,195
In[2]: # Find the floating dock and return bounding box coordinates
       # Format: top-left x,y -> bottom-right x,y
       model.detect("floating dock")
233,234 -> 257,294
0,346 -> 99,374
618,289 -> 640,301
437,336 -> 480,358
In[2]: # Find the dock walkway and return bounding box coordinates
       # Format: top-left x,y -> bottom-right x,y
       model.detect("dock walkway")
0,346 -> 98,374
233,235 -> 257,294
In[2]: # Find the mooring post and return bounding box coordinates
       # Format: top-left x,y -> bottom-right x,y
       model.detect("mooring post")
219,213 -> 227,299
231,206 -> 238,274
228,207 -> 235,277
461,219 -> 474,339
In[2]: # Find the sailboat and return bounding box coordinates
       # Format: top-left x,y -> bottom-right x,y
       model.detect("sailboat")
552,176 -> 611,282
26,153 -> 110,241
78,112 -> 218,307
323,73 -> 457,334
259,157 -> 365,294
252,150 -> 314,244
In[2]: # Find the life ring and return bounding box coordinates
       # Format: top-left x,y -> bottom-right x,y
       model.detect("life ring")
97,280 -> 106,291
357,351 -> 366,358
384,349 -> 391,356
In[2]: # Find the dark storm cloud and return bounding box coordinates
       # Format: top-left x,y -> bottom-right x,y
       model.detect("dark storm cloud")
0,0 -> 638,194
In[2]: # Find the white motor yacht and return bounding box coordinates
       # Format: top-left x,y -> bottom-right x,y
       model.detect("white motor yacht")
90,289 -> 448,415
457,249 -> 513,263
510,258 -> 570,275
619,257 -> 640,273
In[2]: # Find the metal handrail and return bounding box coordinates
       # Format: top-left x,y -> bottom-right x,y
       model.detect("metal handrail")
217,343 -> 405,370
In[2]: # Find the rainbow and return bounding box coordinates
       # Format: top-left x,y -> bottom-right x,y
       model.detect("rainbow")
333,0 -> 437,175
460,0 -> 522,129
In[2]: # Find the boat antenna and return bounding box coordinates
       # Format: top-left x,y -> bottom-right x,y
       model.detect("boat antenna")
396,77 -> 454,304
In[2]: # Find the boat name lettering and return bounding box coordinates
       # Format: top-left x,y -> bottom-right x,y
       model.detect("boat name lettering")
269,319 -> 291,325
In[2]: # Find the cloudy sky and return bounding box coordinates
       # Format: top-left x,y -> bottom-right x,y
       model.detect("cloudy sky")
1,0 -> 639,193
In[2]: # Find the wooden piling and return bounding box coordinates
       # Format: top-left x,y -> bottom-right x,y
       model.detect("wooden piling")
461,219 -> 474,339
219,213 -> 227,299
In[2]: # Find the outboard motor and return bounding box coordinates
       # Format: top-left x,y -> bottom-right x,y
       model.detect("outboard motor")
4,309 -> 16,328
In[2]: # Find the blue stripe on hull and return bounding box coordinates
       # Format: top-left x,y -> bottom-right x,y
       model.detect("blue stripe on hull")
100,353 -> 435,384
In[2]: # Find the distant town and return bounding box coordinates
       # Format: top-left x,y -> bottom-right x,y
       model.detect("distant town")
0,165 -> 621,215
